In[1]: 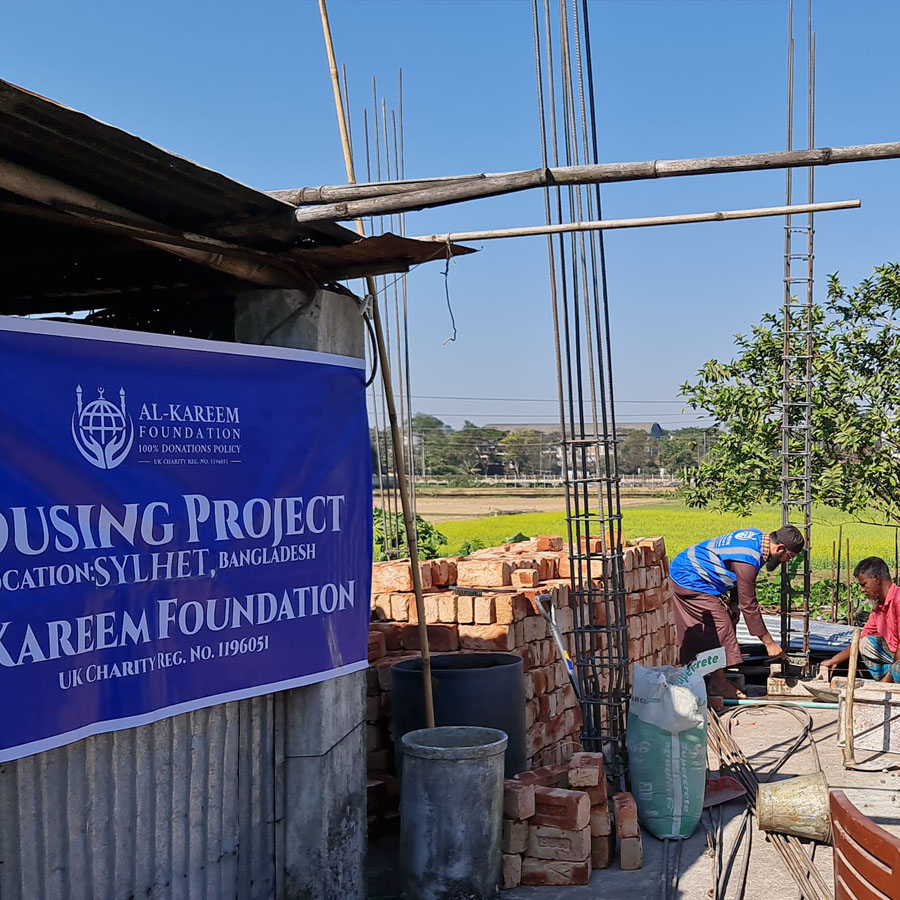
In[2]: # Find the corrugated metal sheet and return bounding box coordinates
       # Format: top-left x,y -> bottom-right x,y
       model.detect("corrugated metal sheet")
0,696 -> 279,900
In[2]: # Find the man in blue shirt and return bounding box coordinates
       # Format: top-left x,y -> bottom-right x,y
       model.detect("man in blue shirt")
669,525 -> 803,698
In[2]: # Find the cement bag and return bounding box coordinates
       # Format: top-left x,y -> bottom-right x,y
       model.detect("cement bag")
626,648 -> 726,838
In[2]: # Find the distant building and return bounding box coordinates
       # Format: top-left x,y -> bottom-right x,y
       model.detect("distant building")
488,421 -> 664,439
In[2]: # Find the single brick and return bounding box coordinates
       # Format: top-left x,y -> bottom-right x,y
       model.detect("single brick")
371,593 -> 392,620
400,623 -> 459,652
612,792 -> 639,838
515,764 -> 568,789
536,535 -> 564,552
438,593 -> 458,623
620,835 -> 643,870
474,594 -> 497,624
390,593 -> 410,622
590,804 -> 612,837
369,621 -> 402,651
458,623 -> 514,651
368,630 -> 386,662
456,559 -> 512,588
527,823 -> 591,862
521,857 -> 591,886
372,560 -> 413,593
423,594 -> 441,623
502,819 -> 529,854
513,567 -> 541,588
456,594 -> 475,624
591,831 -> 615,869
502,853 -> 523,889
523,615 -> 548,643
532,786 -> 590,830
567,765 -> 599,787
504,780 -> 536,821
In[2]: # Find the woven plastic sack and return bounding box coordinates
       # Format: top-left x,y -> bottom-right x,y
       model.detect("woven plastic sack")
626,647 -> 726,838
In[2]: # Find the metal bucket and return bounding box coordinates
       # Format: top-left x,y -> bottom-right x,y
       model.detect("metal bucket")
756,772 -> 831,842
399,726 -> 508,900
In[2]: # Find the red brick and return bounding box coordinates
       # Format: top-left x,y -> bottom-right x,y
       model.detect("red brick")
590,803 -> 611,836
437,593 -> 458,623
612,792 -> 639,838
527,823 -> 591,861
536,535 -> 564,552
554,606 -> 574,634
390,593 -> 410,622
502,853 -> 523,889
523,615 -> 548,643
526,722 -> 547,758
513,567 -> 541,588
423,594 -> 441,623
458,623 -> 514,651
502,818 -> 529,854
625,592 -> 644,617
504,779 -> 536,820
514,763 -> 569,788
372,560 -> 413,593
521,857 -> 591,886
564,705 -> 583,735
591,831 -> 615,869
369,622 -> 402,651
474,595 -> 497,624
532,668 -> 548,696
532,786 -> 590,830
371,593 -> 392,620
368,630 -> 386,662
540,640 -> 556,666
400,623 -> 459,652
567,764 -> 599,787
620,835 -> 643,870
456,594 -> 474,624
456,559 -> 512,588
432,558 -> 451,587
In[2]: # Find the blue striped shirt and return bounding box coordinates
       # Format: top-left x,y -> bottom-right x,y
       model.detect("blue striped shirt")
669,529 -> 765,596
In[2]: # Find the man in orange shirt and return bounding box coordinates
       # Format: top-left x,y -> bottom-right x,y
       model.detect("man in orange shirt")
821,557 -> 900,683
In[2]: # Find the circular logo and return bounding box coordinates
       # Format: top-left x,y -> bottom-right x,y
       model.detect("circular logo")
733,530 -> 756,540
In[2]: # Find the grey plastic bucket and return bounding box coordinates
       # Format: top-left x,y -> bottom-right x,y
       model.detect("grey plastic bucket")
399,726 -> 508,900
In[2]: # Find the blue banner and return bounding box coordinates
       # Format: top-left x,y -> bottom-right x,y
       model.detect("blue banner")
0,317 -> 371,762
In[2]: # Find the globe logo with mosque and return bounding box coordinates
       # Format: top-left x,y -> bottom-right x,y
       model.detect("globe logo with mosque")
71,385 -> 135,470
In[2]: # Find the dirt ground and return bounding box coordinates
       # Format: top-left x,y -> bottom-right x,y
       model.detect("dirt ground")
412,489 -> 673,522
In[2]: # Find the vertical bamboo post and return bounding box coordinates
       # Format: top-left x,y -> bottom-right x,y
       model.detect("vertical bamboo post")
317,0 -> 434,728
831,540 -> 837,622
846,537 -> 853,625
834,524 -> 843,622
842,626 -> 861,768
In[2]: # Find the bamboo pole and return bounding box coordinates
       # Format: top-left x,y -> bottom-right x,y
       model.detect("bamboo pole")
291,141 -> 900,223
409,199 -> 859,243
831,540 -> 837,622
834,524 -> 843,621
846,536 -> 853,625
842,627 -> 861,768
317,0 -> 435,729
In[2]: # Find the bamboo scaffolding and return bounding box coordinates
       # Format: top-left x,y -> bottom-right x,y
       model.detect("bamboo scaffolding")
289,141 -> 900,223
410,199 -> 859,243
317,0 -> 435,729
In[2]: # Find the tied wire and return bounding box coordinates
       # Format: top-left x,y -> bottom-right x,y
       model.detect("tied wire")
441,237 -> 457,345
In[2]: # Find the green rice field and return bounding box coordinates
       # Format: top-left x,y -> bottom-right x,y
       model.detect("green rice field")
435,500 -> 899,574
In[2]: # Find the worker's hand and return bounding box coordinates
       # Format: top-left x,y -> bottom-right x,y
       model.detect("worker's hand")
762,636 -> 786,660
820,659 -> 837,677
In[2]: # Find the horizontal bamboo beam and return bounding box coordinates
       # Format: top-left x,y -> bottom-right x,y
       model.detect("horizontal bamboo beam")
291,141 -> 900,224
410,199 -> 861,243
268,174 -> 482,205
0,159 -> 312,290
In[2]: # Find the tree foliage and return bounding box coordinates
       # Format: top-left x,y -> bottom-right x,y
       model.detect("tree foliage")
681,263 -> 900,521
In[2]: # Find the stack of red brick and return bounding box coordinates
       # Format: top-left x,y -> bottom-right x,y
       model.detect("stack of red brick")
500,754 -> 643,888
366,534 -> 677,836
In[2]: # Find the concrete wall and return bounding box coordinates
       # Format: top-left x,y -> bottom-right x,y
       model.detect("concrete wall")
0,288 -> 367,900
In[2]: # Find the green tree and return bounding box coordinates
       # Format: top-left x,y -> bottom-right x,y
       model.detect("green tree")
681,263 -> 900,521
618,429 -> 653,474
500,429 -> 544,477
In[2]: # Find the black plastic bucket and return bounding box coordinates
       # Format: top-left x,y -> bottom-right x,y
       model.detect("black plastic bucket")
391,652 -> 526,778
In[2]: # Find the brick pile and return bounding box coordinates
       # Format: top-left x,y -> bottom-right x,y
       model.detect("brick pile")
501,752 -> 617,888
366,534 -> 677,837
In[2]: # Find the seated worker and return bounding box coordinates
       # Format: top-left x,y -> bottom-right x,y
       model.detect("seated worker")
821,556 -> 900,683
669,525 -> 802,698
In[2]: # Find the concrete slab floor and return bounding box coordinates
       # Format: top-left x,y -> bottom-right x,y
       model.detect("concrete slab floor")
368,708 -> 900,900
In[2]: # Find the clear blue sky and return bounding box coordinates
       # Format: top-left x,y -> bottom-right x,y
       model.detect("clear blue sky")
2,0 -> 898,431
